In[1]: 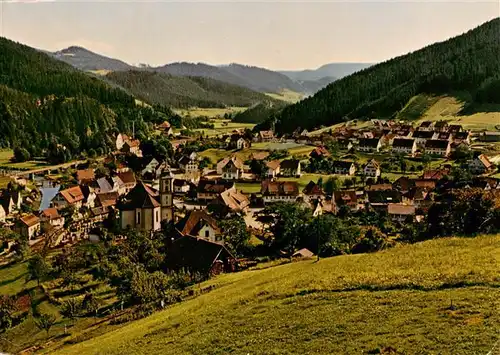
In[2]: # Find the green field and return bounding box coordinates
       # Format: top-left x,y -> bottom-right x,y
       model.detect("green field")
235,182 -> 261,194
174,107 -> 247,118
50,235 -> 500,355
265,89 -> 304,103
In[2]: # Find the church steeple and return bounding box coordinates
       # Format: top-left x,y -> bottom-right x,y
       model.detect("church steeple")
159,166 -> 174,223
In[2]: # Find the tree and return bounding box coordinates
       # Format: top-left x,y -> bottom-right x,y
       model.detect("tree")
61,298 -> 81,322
0,295 -> 18,332
343,178 -> 353,189
82,293 -> 101,317
13,147 -> 30,162
220,215 -> 251,257
249,159 -> 267,178
34,312 -> 56,335
26,254 -> 51,286
323,177 -> 339,195
421,153 -> 432,170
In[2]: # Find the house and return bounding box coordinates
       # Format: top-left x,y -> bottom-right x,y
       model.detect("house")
292,248 -> 314,259
258,130 -> 275,142
418,121 -> 434,132
357,138 -> 382,153
309,146 -> 330,159
453,131 -> 471,145
402,187 -> 429,207
176,210 -> 221,243
117,171 -> 137,193
332,190 -> 359,213
165,235 -> 236,275
468,154 -> 494,174
115,133 -> 128,151
337,138 -> 353,151
0,190 -> 22,215
447,125 -> 463,134
280,160 -> 301,177
16,214 -> 40,240
228,135 -> 251,150
425,139 -> 451,157
479,131 -> 500,142
422,168 -> 450,181
392,139 -> 417,156
266,160 -> 281,178
365,184 -> 393,192
302,181 -> 325,201
433,121 -> 449,132
197,180 -> 235,201
141,158 -> 160,177
122,139 -> 142,157
76,169 -> 95,185
53,186 -> 85,209
40,208 -> 65,232
217,156 -> 244,180
210,189 -> 250,214
261,180 -> 300,204
179,155 -> 199,174
96,192 -> 119,208
411,131 -> 435,145
118,174 -> 174,231
364,159 -> 381,178
436,132 -> 453,142
173,179 -> 191,194
367,190 -> 402,211
332,161 -> 356,176
387,204 -> 416,223
157,121 -> 174,136
95,177 -> 114,193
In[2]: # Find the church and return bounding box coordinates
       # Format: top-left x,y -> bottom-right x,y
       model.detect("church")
117,169 -> 174,231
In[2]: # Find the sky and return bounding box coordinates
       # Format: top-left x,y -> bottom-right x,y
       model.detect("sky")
0,0 -> 498,70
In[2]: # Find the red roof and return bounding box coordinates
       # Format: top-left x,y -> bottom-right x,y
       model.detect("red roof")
60,186 -> 85,204
20,214 -> 40,227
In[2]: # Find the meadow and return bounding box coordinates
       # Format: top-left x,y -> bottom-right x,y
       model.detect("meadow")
173,107 -> 247,118
46,235 -> 500,355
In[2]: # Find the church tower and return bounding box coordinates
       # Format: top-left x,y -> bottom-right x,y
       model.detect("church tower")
159,167 -> 174,223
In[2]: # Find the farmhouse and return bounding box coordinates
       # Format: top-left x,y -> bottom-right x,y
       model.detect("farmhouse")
16,214 -> 40,240
332,190 -> 359,213
179,155 -> 200,174
76,169 -> 95,185
217,156 -> 244,180
364,159 -> 381,178
280,159 -> 301,177
197,180 -> 235,201
332,161 -> 356,176
425,139 -> 451,157
266,160 -> 281,178
261,180 -> 300,204
418,121 -> 434,132
302,181 -> 325,201
176,210 -> 221,243
392,139 -> 417,156
388,203 -> 416,223
40,208 -> 65,232
53,186 -> 85,209
210,189 -> 250,214
258,130 -> 275,142
357,138 -> 382,153
433,121 -> 449,132
157,121 -> 174,136
412,130 -> 435,145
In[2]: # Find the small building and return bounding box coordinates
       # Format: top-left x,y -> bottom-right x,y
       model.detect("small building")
0,190 -> 22,215
266,160 -> 281,178
447,125 -> 463,134
387,203 -> 416,223
280,160 -> 301,177
173,179 -> 191,194
217,156 -> 244,180
479,131 -> 500,142
165,235 -> 236,275
197,180 -> 235,201
367,190 -> 402,210
117,171 -> 137,194
40,208 -> 65,232
302,181 -> 325,201
258,130 -> 275,142
357,138 -> 382,153
332,161 -> 356,176
122,139 -> 142,157
418,121 -> 434,132
157,121 -> 174,136
433,121 -> 449,132
261,180 -> 300,204
468,154 -> 494,174
411,130 -> 434,145
309,146 -> 330,159
392,138 -> 417,156
425,139 -> 451,157
16,214 -> 40,240
176,210 -> 221,243
209,189 -> 250,214
337,138 -> 353,151
53,186 -> 85,209
392,176 -> 415,193
76,169 -> 95,185
332,190 -> 359,213
178,155 -> 199,175
141,158 -> 160,177
96,192 -> 119,209
453,131 -> 471,145
364,159 -> 381,178
292,248 -> 314,259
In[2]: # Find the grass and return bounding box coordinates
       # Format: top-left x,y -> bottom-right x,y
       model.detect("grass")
50,235 -> 500,355
278,173 -> 350,190
174,107 -> 247,118
265,89 -> 304,103
397,94 -> 441,121
235,182 -> 261,194
0,261 -> 35,295
191,121 -> 256,137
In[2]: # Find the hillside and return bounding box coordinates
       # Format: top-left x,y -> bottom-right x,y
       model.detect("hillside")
276,18 -> 500,133
105,70 -> 279,108
0,37 -> 174,160
232,100 -> 288,124
280,63 -> 372,81
52,235 -> 500,354
51,46 -> 133,71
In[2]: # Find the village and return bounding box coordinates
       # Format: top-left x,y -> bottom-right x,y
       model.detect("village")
0,118 -> 499,272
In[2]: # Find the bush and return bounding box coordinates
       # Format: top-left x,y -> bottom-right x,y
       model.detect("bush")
13,147 -> 30,162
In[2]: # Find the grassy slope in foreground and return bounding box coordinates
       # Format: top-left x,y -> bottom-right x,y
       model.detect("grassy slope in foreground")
54,235 -> 500,355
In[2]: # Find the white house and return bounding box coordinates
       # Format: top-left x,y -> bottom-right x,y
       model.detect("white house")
217,156 -> 244,180
357,138 -> 382,153
266,160 -> 281,178
364,159 -> 381,178
392,139 -> 417,156
332,161 -> 356,176
425,140 -> 451,157
176,210 -> 222,243
261,180 -> 300,204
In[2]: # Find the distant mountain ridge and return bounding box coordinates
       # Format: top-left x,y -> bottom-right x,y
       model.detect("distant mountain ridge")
280,63 -> 373,82
47,47 -> 360,94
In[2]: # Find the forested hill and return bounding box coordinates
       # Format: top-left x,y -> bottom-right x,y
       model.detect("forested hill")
51,46 -> 133,72
105,70 -> 279,108
0,37 -> 176,162
276,18 -> 500,133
